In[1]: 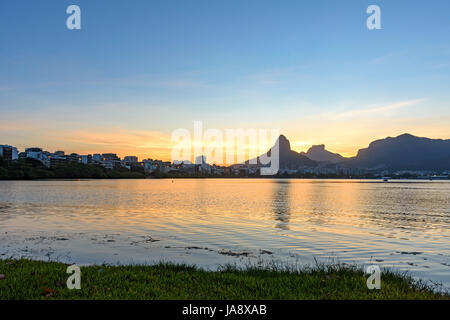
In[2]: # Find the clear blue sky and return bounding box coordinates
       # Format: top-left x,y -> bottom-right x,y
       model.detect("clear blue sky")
1,0 -> 449,158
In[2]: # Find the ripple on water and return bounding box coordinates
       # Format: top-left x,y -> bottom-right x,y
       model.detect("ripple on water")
0,179 -> 449,289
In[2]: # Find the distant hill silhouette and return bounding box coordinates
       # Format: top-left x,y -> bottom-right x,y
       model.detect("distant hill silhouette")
247,135 -> 317,168
241,133 -> 450,171
345,133 -> 450,170
301,145 -> 345,164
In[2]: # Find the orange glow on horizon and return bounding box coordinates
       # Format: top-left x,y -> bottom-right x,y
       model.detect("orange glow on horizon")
2,119 -> 450,163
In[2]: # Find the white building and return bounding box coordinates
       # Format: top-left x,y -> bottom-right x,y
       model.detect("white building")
0,145 -> 19,160
143,159 -> 161,173
123,156 -> 138,163
25,147 -> 44,161
195,155 -> 211,174
93,154 -> 104,163
195,155 -> 207,165
80,155 -> 93,164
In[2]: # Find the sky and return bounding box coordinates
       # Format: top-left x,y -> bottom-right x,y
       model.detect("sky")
1,0 -> 450,162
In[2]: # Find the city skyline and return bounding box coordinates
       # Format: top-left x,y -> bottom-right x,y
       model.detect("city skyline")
3,131 -> 450,181
3,131 -> 450,167
3,130 -> 449,162
1,1 -> 450,160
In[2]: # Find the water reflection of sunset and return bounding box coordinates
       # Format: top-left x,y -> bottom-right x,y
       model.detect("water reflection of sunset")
0,179 -> 449,288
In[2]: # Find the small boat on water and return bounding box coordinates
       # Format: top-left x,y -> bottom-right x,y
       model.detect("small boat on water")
382,177 -> 391,182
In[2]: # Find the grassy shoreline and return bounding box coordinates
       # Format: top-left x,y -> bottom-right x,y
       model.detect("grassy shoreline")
0,259 -> 448,300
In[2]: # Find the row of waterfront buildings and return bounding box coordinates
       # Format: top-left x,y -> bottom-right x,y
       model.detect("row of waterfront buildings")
0,144 -> 138,169
1,144 -> 449,178
0,144 -> 228,175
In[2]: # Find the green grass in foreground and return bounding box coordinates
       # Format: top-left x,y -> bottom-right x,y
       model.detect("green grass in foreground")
0,259 -> 448,300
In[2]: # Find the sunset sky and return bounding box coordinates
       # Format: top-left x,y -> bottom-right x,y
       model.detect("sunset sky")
1,0 -> 450,162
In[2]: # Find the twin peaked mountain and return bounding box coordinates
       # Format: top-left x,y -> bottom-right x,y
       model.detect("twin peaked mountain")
249,134 -> 450,170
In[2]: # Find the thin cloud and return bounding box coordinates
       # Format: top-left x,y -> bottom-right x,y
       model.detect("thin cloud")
370,51 -> 404,65
65,129 -> 172,149
241,64 -> 313,86
333,99 -> 425,119
0,86 -> 14,92
85,76 -> 207,89
431,62 -> 450,70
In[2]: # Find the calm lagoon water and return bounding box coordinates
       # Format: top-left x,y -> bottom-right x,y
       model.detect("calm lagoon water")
0,179 -> 449,288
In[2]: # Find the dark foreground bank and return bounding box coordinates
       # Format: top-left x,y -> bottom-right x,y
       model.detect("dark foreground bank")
0,158 -> 145,180
0,259 -> 448,300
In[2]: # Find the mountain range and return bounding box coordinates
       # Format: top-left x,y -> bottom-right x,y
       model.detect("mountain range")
345,133 -> 450,170
246,135 -> 316,168
252,133 -> 450,171
300,145 -> 345,164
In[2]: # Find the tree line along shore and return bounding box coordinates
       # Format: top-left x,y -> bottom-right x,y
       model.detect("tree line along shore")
1,157 -> 437,180
0,158 -> 145,180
